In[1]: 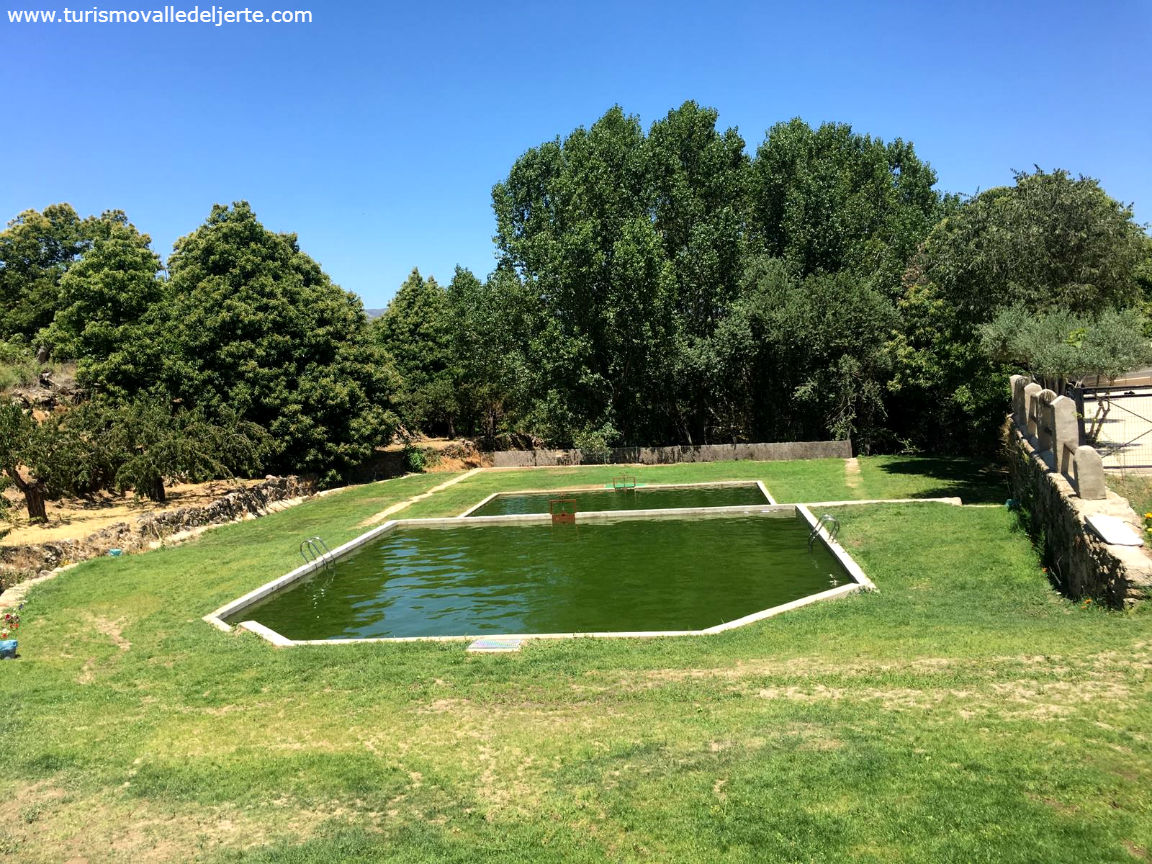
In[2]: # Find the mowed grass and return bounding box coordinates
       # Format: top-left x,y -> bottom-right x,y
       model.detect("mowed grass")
3,457 -> 1150,863
402,455 -> 1008,518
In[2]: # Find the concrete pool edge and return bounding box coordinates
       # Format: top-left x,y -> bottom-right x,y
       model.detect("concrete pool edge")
200,497 -> 966,645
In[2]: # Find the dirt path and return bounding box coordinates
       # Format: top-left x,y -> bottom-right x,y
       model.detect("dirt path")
359,468 -> 484,527
844,457 -> 861,491
1,479 -> 265,546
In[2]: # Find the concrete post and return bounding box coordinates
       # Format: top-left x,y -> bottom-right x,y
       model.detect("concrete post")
1051,395 -> 1079,476
1074,446 -> 1108,500
1037,389 -> 1058,453
1010,375 -> 1028,429
1024,383 -> 1043,440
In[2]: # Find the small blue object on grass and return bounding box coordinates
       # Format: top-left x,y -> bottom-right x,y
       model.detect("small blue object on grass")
0,640 -> 17,659
108,549 -> 123,557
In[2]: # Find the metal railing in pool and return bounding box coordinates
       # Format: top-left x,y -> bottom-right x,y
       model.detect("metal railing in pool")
808,514 -> 840,551
299,535 -> 333,570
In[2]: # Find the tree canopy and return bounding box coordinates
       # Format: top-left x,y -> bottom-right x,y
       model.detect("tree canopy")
0,204 -> 114,343
3,105 -> 1148,487
891,168 -> 1152,451
40,214 -> 167,399
480,104 -> 952,449
373,269 -> 456,436
162,202 -> 398,481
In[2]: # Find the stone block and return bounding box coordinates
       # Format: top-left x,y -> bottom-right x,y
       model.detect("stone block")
1024,383 -> 1043,440
1037,389 -> 1058,453
1010,375 -> 1028,429
1051,395 -> 1079,475
1074,446 -> 1108,500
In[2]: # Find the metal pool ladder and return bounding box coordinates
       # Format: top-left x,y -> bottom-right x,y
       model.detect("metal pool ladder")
808,514 -> 840,551
299,535 -> 333,569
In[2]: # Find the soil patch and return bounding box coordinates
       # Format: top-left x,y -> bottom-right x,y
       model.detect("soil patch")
1,479 -> 265,546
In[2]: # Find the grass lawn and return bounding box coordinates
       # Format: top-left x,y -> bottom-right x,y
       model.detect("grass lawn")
3,456 -> 1150,863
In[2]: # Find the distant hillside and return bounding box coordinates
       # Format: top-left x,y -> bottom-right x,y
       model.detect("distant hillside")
365,308 -> 386,320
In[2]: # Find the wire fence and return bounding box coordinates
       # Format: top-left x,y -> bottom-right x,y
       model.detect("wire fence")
1078,384 -> 1152,472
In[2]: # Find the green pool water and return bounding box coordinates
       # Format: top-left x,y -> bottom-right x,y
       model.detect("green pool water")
466,483 -> 768,516
232,513 -> 851,640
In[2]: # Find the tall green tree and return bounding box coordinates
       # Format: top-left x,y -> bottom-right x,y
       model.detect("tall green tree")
164,202 -> 398,482
39,215 -> 168,398
749,119 -> 947,297
706,257 -> 897,451
891,168 -> 1152,452
374,269 -> 457,436
444,266 -> 533,447
492,105 -> 680,445
0,204 -> 96,342
646,102 -> 751,443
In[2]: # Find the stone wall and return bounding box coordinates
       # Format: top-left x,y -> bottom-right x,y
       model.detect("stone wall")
487,440 -> 852,468
0,475 -> 311,594
1006,376 -> 1152,606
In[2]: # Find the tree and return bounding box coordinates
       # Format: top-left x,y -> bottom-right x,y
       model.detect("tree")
444,266 -> 533,447
0,402 -> 85,521
646,102 -> 752,443
710,258 -> 897,451
981,306 -> 1151,390
0,205 -> 137,345
39,215 -> 168,399
373,269 -> 457,436
485,106 -> 947,448
163,202 -> 398,482
748,119 -> 948,298
492,106 -> 685,445
0,204 -> 90,342
980,306 -> 1152,444
101,399 -> 270,502
891,168 -> 1152,452
914,169 -> 1147,319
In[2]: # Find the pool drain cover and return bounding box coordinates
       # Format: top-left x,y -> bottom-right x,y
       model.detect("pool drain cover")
467,637 -> 525,653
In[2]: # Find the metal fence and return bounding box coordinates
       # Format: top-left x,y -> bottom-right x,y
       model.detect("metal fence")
1078,384 -> 1152,472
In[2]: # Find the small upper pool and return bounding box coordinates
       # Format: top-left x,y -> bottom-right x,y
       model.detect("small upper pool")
464,481 -> 771,517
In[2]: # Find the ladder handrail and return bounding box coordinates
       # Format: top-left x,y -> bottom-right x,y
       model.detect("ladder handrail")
808,514 -> 840,551
298,536 -> 333,570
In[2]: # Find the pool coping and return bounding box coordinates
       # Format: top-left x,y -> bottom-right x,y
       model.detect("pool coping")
205,496 -> 958,646
456,479 -> 775,517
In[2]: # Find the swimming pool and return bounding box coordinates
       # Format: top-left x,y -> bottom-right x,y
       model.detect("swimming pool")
211,503 -> 870,644
462,481 -> 772,517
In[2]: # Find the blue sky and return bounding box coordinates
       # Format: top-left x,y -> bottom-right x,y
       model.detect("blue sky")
2,0 -> 1149,308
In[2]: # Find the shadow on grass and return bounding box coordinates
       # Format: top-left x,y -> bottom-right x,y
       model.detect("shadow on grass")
876,457 -> 1009,504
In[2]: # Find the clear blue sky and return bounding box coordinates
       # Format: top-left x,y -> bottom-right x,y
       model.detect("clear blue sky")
2,0 -> 1149,308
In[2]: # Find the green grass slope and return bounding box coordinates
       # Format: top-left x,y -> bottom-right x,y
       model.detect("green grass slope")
2,458 -> 1150,863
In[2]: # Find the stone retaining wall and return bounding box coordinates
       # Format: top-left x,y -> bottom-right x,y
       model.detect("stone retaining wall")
487,440 -> 852,468
0,475 -> 311,594
1006,379 -> 1152,606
